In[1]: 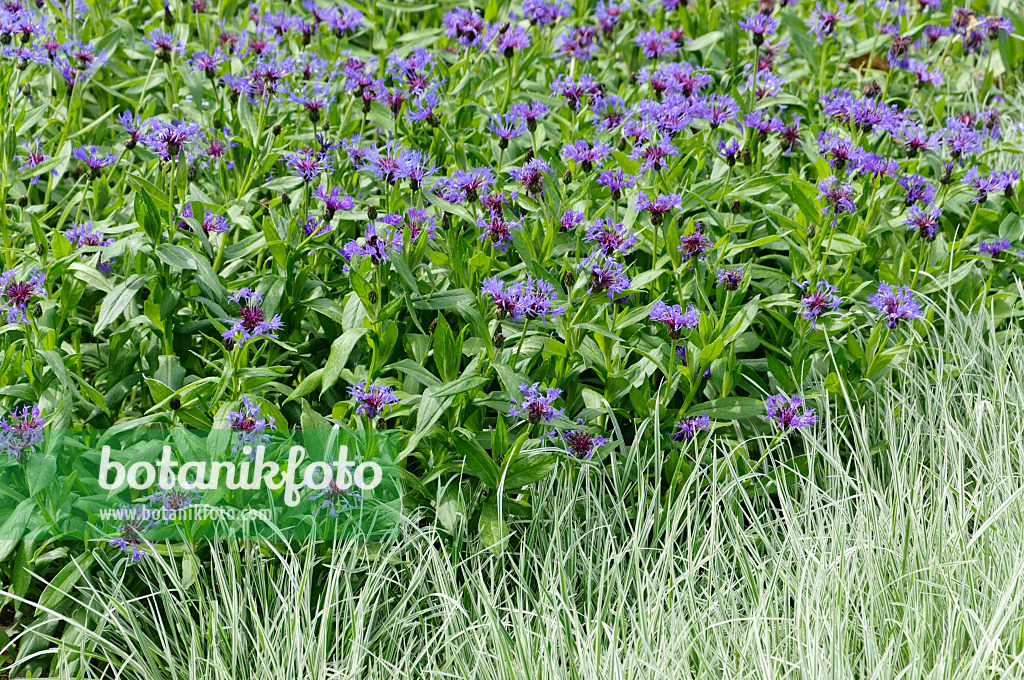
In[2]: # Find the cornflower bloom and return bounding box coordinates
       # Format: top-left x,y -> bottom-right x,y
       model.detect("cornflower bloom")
795,280 -> 841,329
634,28 -> 678,58
282,147 -> 334,182
66,221 -> 116,272
143,119 -> 203,161
490,23 -> 531,57
476,214 -> 522,251
764,394 -> 817,430
596,0 -> 629,32
560,208 -> 586,232
696,94 -> 739,128
897,173 -> 936,206
481,277 -> 566,323
177,204 -> 231,234
577,250 -> 630,298
716,267 -> 744,290
341,223 -> 402,265
718,139 -> 741,165
349,381 -> 399,418
288,81 -> 331,123
523,0 -> 571,25
143,484 -> 201,522
558,422 -> 609,460
904,205 -> 942,241
678,222 -> 712,260
816,175 -> 857,223
963,168 -> 1019,203
0,404 -> 45,462
672,414 -> 710,442
451,167 -> 495,202
629,137 -> 679,173
867,282 -> 924,327
188,50 -> 226,78
222,289 -> 283,346
510,383 -> 565,425
980,238 -> 1013,258
739,13 -> 778,44
807,1 -> 852,42
142,29 -> 184,61
509,158 -> 550,195
549,73 -> 601,110
308,456 -> 363,517
1,268 -> 45,323
650,301 -> 700,338
584,219 -> 638,255
108,505 -> 149,562
489,112 -> 528,147
596,169 -> 636,199
72,145 -> 116,178
561,140 -> 613,172
228,396 -> 276,456
817,131 -> 860,172
509,100 -> 549,132
15,140 -> 51,184
636,192 -> 681,226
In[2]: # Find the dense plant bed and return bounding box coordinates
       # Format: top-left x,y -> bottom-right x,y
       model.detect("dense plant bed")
0,0 -> 1022,673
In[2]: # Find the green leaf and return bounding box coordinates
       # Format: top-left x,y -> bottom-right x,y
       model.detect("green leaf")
0,499 -> 35,562
322,328 -> 367,395
94,275 -> 151,334
433,314 -> 460,382
502,453 -> 557,488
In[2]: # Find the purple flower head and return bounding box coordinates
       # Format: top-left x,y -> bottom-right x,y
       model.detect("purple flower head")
560,208 -> 586,232
143,483 -> 202,523
509,158 -> 551,195
313,185 -> 355,219
108,504 -> 149,562
72,145 -> 116,177
904,205 -> 942,241
591,95 -> 627,132
558,422 -> 609,459
178,204 -> 231,235
716,267 -> 745,291
629,137 -> 679,173
963,168 -> 1019,203
906,58 -> 943,87
980,238 -> 1013,258
282,147 -> 334,182
944,118 -> 984,164
142,29 -> 184,58
523,0 -> 571,24
672,413 -> 710,442
443,7 -> 489,47
380,208 -> 438,241
817,131 -> 860,171
66,221 -> 116,271
637,192 -> 681,225
678,222 -> 712,260
0,404 -> 45,462
142,119 -> 203,161
342,223 -> 403,265
481,276 -> 566,323
584,219 -> 638,256
897,173 -> 936,206
695,94 -> 739,128
509,100 -> 550,131
892,122 -> 942,158
15,140 -> 54,185
596,169 -> 636,199
0,268 -> 45,323
489,23 -> 532,57
764,394 -> 817,431
634,28 -> 679,58
816,175 -> 857,223
228,396 -> 275,456
718,139 -> 741,166
550,73 -> 601,110
808,1 -> 852,42
577,250 -> 630,298
510,382 -> 565,425
650,301 -> 700,338
596,0 -> 630,32
222,289 -> 283,346
561,140 -> 613,172
739,14 -> 778,43
349,381 -> 399,419
853,150 -> 899,179
288,82 -> 332,123
188,49 -> 226,78
489,112 -> 528,143
451,167 -> 495,202
867,282 -> 924,328
476,214 -> 522,251
795,280 -> 841,329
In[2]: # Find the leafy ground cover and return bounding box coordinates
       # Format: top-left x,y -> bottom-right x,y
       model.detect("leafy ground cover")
0,0 -> 1022,674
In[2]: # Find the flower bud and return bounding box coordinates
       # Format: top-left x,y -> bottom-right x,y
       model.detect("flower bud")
367,205 -> 378,220
170,397 -> 181,410
562,169 -> 572,185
